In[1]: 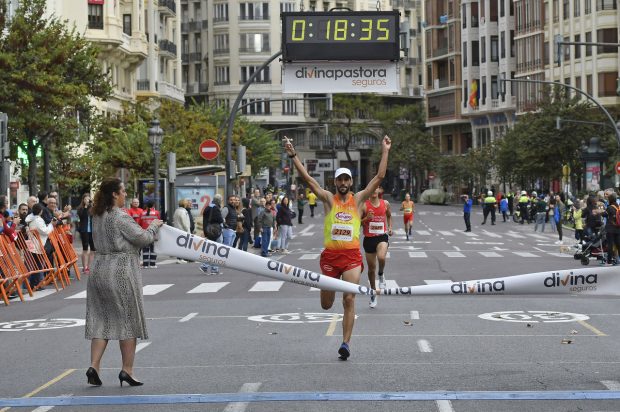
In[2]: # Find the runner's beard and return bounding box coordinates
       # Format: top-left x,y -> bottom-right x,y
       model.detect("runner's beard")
337,185 -> 350,195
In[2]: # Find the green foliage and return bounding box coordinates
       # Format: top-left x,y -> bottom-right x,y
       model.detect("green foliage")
0,0 -> 112,193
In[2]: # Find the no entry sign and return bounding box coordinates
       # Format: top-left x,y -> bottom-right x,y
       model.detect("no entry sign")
199,139 -> 220,161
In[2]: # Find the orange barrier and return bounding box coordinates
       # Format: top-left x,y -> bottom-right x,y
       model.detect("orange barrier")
16,230 -> 60,291
0,234 -> 34,305
52,225 -> 81,281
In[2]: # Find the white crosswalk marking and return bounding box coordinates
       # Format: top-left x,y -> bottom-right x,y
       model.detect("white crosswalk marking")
19,289 -> 56,301
478,251 -> 502,257
425,279 -> 452,284
547,252 -> 572,258
385,280 -> 399,289
443,251 -> 465,257
65,290 -> 87,299
143,284 -> 174,295
481,231 -> 502,238
187,282 -> 229,294
529,233 -> 550,240
601,380 -> 620,390
408,252 -> 427,258
299,254 -> 320,260
463,232 -> 478,237
438,231 -> 455,236
415,230 -> 431,235
249,281 -> 284,292
513,252 -> 539,257
505,232 -> 526,239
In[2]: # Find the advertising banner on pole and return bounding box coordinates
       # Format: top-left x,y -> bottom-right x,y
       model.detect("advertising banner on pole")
282,61 -> 399,94
156,225 -> 620,297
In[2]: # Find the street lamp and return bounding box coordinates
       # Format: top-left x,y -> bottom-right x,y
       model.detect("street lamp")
148,119 -> 164,211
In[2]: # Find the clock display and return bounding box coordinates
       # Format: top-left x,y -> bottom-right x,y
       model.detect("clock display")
281,11 -> 400,61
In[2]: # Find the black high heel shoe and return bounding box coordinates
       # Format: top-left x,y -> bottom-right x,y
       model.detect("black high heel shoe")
118,370 -> 143,387
86,367 -> 102,386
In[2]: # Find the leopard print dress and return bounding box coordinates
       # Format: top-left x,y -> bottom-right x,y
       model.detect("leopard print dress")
85,207 -> 160,340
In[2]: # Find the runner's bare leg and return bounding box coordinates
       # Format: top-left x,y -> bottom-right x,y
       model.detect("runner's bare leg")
341,267 -> 362,343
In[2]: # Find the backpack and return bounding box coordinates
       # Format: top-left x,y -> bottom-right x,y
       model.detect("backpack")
612,205 -> 620,227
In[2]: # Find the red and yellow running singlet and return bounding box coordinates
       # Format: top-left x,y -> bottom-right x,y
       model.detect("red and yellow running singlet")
323,193 -> 361,250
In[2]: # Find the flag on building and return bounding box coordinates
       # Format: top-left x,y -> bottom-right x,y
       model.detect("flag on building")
469,80 -> 478,108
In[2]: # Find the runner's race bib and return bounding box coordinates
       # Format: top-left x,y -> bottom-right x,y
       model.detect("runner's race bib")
331,223 -> 353,241
369,221 -> 385,234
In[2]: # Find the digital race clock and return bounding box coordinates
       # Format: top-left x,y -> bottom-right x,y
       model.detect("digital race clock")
281,11 -> 400,61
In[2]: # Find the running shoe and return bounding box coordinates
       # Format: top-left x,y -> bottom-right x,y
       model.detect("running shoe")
338,342 -> 350,360
199,263 -> 211,274
369,295 -> 377,308
378,275 -> 386,289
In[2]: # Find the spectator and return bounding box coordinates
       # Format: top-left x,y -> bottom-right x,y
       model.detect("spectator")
200,194 -> 223,275
127,198 -> 143,224
297,193 -> 306,224
27,196 -> 38,213
276,196 -> 294,254
139,200 -> 160,268
77,193 -> 96,273
25,203 -> 53,289
239,198 -> 252,251
220,195 -> 238,247
184,199 -> 195,234
259,199 -> 276,257
37,191 -> 54,225
172,199 -> 190,264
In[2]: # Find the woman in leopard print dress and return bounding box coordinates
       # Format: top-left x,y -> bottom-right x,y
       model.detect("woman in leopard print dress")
85,178 -> 163,386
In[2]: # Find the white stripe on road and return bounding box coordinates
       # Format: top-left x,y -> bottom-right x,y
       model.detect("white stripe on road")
415,230 -> 431,235
410,310 -> 420,320
481,231 -> 502,238
385,280 -> 399,289
443,251 -> 465,258
135,342 -> 151,353
601,380 -> 620,390
249,281 -> 284,292
65,290 -> 87,299
31,394 -> 72,412
436,399 -> 455,412
417,339 -> 432,352
547,252 -> 572,258
512,252 -> 539,258
478,252 -> 502,258
299,254 -> 320,260
408,252 -> 428,258
187,282 -> 229,294
19,289 -> 57,301
505,232 -> 526,238
297,224 -> 315,235
179,312 -> 198,323
223,382 -> 262,412
437,231 -> 455,236
143,284 -> 174,295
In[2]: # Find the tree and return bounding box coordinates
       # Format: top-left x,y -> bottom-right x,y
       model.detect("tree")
0,0 -> 112,194
375,103 -> 439,197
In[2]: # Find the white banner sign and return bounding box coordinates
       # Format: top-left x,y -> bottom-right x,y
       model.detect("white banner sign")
155,225 -> 620,297
282,61 -> 399,94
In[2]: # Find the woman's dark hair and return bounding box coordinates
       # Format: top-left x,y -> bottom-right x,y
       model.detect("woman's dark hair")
32,203 -> 43,216
77,193 -> 91,211
280,196 -> 289,209
608,193 -> 617,206
242,198 -> 250,208
92,178 -> 122,216
145,200 -> 154,216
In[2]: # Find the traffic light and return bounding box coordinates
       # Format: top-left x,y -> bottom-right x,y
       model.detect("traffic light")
554,34 -> 563,65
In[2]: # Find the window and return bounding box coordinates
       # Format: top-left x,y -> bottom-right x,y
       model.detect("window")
426,64 -> 432,87
575,76 -> 582,94
471,2 -> 479,27
240,2 -> 269,20
563,0 -> 569,18
490,0 -> 498,21
472,40 -> 479,66
481,37 -> 486,63
463,80 -> 468,107
564,36 -> 570,59
214,3 -> 229,22
585,0 -> 592,13
491,75 -> 498,99
585,31 -> 592,56
500,0 -> 505,17
280,2 -> 295,12
491,36 -> 498,61
510,30 -> 515,57
240,33 -> 270,52
500,31 -> 506,58
449,59 -> 455,82
482,76 -> 487,104
282,99 -> 297,115
88,4 -> 104,29
214,34 -> 229,53
598,72 -> 619,96
462,3 -> 467,28
215,66 -> 230,84
195,64 -> 201,82
597,28 -> 618,53
574,0 -> 581,16
574,34 -> 581,58
123,14 -> 131,36
241,98 -> 270,115
463,42 -> 467,67
597,0 -> 617,10
586,74 -> 592,95
240,65 -> 271,83
428,94 -> 455,118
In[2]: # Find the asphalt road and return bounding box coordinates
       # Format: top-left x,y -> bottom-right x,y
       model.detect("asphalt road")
1,203 -> 620,412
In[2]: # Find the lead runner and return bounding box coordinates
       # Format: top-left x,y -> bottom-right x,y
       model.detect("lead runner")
283,134 -> 391,360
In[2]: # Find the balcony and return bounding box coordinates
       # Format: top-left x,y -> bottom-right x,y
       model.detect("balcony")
158,39 -> 178,56
239,15 -> 270,21
401,85 -> 423,97
199,83 -> 208,92
189,52 -> 202,62
158,0 -> 176,16
213,48 -> 229,56
239,47 -> 270,53
137,79 -> 151,91
188,20 -> 203,31
181,23 -> 189,33
159,80 -> 185,103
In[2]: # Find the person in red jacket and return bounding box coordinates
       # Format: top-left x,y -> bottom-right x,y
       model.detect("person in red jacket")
127,198 -> 143,224
139,200 -> 160,268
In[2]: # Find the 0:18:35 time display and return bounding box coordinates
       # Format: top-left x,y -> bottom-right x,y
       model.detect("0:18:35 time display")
290,18 -> 391,42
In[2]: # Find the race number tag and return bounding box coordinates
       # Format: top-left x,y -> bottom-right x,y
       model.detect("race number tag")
369,221 -> 384,234
331,224 -> 353,241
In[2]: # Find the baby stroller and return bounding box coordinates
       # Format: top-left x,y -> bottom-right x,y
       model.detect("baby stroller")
574,226 -> 607,265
